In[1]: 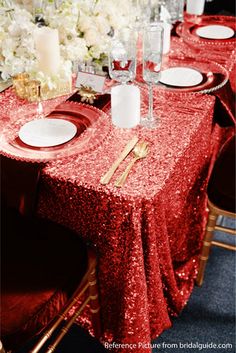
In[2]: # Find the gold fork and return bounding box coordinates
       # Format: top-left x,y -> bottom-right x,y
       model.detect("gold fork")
114,141 -> 149,188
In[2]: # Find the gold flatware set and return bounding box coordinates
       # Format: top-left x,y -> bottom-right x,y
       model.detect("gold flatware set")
100,137 -> 149,187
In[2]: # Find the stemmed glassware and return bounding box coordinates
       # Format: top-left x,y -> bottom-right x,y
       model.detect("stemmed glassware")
108,28 -> 137,85
164,0 -> 185,23
132,0 -> 152,29
141,24 -> 164,129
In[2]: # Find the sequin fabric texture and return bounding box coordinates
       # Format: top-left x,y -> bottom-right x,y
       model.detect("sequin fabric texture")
0,27 -> 235,353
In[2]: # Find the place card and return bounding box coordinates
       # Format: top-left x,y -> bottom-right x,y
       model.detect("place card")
75,71 -> 106,93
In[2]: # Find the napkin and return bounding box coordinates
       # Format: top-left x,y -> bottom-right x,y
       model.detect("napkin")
67,91 -> 111,112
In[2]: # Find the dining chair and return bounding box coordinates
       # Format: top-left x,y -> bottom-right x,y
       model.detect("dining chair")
1,156 -> 101,353
196,135 -> 236,286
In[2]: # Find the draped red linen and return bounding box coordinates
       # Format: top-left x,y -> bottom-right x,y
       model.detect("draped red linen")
0,22 -> 235,353
0,87 -> 221,353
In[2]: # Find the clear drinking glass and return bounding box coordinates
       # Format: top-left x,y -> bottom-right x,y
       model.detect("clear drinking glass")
132,0 -> 152,28
141,25 -> 163,129
164,0 -> 185,23
108,28 -> 137,85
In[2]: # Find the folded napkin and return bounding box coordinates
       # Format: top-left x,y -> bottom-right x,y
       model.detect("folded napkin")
67,91 -> 111,112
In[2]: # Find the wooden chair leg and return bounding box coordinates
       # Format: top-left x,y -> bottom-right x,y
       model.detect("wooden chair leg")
88,267 -> 102,338
196,210 -> 218,286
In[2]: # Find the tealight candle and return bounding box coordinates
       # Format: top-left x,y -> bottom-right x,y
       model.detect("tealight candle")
34,27 -> 61,75
12,72 -> 30,99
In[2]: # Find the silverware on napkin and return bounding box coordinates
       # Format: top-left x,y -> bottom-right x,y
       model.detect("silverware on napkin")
100,136 -> 139,185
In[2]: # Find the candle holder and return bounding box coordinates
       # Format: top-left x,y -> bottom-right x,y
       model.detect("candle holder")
24,79 -> 41,102
25,79 -> 44,118
40,77 -> 72,100
13,73 -> 72,101
12,73 -> 30,99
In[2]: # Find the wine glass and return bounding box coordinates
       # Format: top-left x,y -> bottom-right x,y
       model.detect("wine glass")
141,24 -> 163,129
108,28 -> 137,85
132,0 -> 151,29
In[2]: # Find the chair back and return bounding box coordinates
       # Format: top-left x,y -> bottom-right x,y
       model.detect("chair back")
0,156 -> 41,217
207,134 -> 235,213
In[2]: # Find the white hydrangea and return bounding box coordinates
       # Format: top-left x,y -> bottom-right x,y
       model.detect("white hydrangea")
0,0 -> 136,80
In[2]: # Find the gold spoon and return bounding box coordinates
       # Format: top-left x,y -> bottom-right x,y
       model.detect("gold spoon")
114,141 -> 149,188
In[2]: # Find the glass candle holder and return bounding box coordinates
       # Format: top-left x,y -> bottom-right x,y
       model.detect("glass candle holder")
25,79 -> 44,118
24,79 -> 41,102
12,73 -> 30,99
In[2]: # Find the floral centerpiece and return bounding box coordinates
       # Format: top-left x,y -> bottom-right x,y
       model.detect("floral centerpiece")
0,0 -> 136,93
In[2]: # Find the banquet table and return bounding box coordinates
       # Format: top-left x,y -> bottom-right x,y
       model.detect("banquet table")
0,16 -> 235,353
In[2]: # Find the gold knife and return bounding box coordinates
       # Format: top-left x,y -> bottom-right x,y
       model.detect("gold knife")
100,136 -> 139,185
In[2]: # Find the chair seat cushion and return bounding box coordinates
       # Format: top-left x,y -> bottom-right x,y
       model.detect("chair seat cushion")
1,209 -> 88,350
207,135 -> 235,213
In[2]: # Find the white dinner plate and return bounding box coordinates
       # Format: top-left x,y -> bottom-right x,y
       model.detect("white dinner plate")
159,67 -> 203,87
19,118 -> 77,147
196,25 -> 235,39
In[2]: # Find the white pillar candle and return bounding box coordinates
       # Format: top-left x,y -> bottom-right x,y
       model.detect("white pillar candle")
154,22 -> 171,54
186,0 -> 205,15
34,27 -> 61,75
111,85 -> 140,129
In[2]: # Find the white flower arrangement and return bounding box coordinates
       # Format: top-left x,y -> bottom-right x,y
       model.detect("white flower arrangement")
0,0 -> 136,81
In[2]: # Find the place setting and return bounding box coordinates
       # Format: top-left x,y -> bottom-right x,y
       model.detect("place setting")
0,26 -> 112,162
0,98 -> 111,161
177,15 -> 236,48
0,76 -> 111,161
157,57 -> 229,94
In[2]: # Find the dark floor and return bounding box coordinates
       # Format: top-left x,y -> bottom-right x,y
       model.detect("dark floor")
152,217 -> 236,353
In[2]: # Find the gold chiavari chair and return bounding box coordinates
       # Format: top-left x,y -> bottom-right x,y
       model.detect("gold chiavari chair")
1,156 -> 101,353
196,135 -> 236,286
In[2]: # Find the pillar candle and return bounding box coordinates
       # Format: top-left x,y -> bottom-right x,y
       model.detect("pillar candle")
186,0 -> 205,15
154,21 -> 171,54
111,85 -> 140,129
34,27 -> 61,75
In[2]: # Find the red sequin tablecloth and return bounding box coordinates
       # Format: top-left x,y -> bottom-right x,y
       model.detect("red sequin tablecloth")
36,92 -> 218,353
0,20 -> 235,351
0,86 -> 220,353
